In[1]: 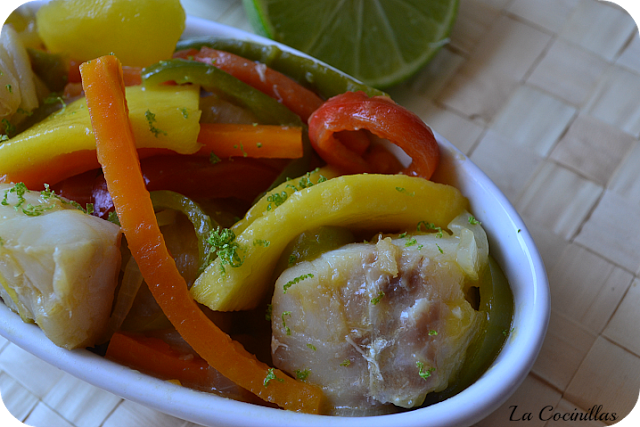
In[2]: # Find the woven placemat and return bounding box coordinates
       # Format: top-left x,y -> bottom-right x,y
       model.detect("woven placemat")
1,0 -> 639,425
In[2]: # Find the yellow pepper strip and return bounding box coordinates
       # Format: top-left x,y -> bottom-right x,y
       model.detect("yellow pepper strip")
191,173 -> 469,311
0,85 -> 201,189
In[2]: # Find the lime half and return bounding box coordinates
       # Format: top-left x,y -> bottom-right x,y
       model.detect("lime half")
243,0 -> 459,89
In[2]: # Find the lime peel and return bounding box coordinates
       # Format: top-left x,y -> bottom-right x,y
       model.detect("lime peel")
243,0 -> 459,88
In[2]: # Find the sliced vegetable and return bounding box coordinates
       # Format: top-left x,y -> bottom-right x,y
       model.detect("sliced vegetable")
27,48 -> 69,92
106,330 -> 260,402
52,156 -> 282,220
81,55 -> 324,413
68,60 -> 142,86
175,47 -> 323,122
106,331 -> 212,386
142,59 -> 302,127
142,58 -> 314,191
191,173 -> 468,311
232,166 -> 340,235
149,190 -> 216,275
175,37 -> 386,100
423,256 -> 514,404
0,85 -> 201,189
197,123 -> 303,159
173,48 -> 371,166
140,156 -> 281,202
308,91 -> 440,179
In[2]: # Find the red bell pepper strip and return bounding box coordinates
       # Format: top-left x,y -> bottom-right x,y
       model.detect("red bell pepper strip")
308,91 -> 440,179
174,47 -> 372,154
69,59 -> 142,86
4,121 -> 297,191
141,156 -> 281,201
80,55 -> 324,413
175,47 -> 323,122
52,156 -> 281,219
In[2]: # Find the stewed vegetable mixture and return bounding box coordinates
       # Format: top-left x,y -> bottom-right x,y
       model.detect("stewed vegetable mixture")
0,0 -> 512,416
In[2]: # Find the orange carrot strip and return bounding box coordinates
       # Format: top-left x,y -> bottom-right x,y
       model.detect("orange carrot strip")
175,47 -> 371,152
0,149 -> 99,190
80,55 -> 324,414
197,123 -> 302,159
0,148 -> 169,190
106,331 -> 210,386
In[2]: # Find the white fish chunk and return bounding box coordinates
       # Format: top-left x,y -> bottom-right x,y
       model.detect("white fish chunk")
271,212 -> 487,415
0,25 -> 39,120
0,184 -> 121,349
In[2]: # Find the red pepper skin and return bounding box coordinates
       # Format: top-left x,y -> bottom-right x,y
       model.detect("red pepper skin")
141,155 -> 279,201
53,155 -> 280,219
174,47 -> 323,123
308,91 -> 440,179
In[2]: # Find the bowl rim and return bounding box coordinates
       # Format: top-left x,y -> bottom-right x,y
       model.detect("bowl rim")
0,11 -> 550,427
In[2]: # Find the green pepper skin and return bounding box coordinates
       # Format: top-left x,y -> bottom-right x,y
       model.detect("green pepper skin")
273,226 -> 356,280
175,38 -> 386,100
27,48 -> 69,92
142,59 -> 313,186
149,190 -> 217,276
422,256 -> 514,405
191,173 -> 469,311
142,59 -> 302,127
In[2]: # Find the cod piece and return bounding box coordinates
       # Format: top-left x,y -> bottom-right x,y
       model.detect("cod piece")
0,183 -> 121,349
271,212 -> 488,415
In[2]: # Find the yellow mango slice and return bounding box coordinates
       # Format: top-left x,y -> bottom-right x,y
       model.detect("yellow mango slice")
36,0 -> 185,67
191,173 -> 469,311
0,85 -> 201,187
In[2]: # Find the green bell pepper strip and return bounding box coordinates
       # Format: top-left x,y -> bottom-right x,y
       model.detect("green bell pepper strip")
142,59 -> 302,126
141,59 -> 313,187
27,48 -> 69,92
272,226 -> 356,281
175,37 -> 386,100
149,190 -> 218,277
190,173 -> 469,311
422,255 -> 514,405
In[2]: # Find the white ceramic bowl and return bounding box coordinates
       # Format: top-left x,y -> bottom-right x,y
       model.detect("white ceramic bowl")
0,13 -> 550,427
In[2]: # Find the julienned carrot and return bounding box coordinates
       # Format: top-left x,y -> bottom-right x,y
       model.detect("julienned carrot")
1,148 -> 170,191
80,55 -> 324,414
174,46 -> 371,156
106,331 -> 210,386
1,121 -> 300,189
1,149 -> 100,190
197,123 -> 302,158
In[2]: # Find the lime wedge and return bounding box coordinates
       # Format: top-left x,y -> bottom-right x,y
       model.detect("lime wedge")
242,0 -> 459,89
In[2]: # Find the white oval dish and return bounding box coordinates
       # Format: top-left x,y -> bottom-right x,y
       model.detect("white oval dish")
0,13 -> 550,427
